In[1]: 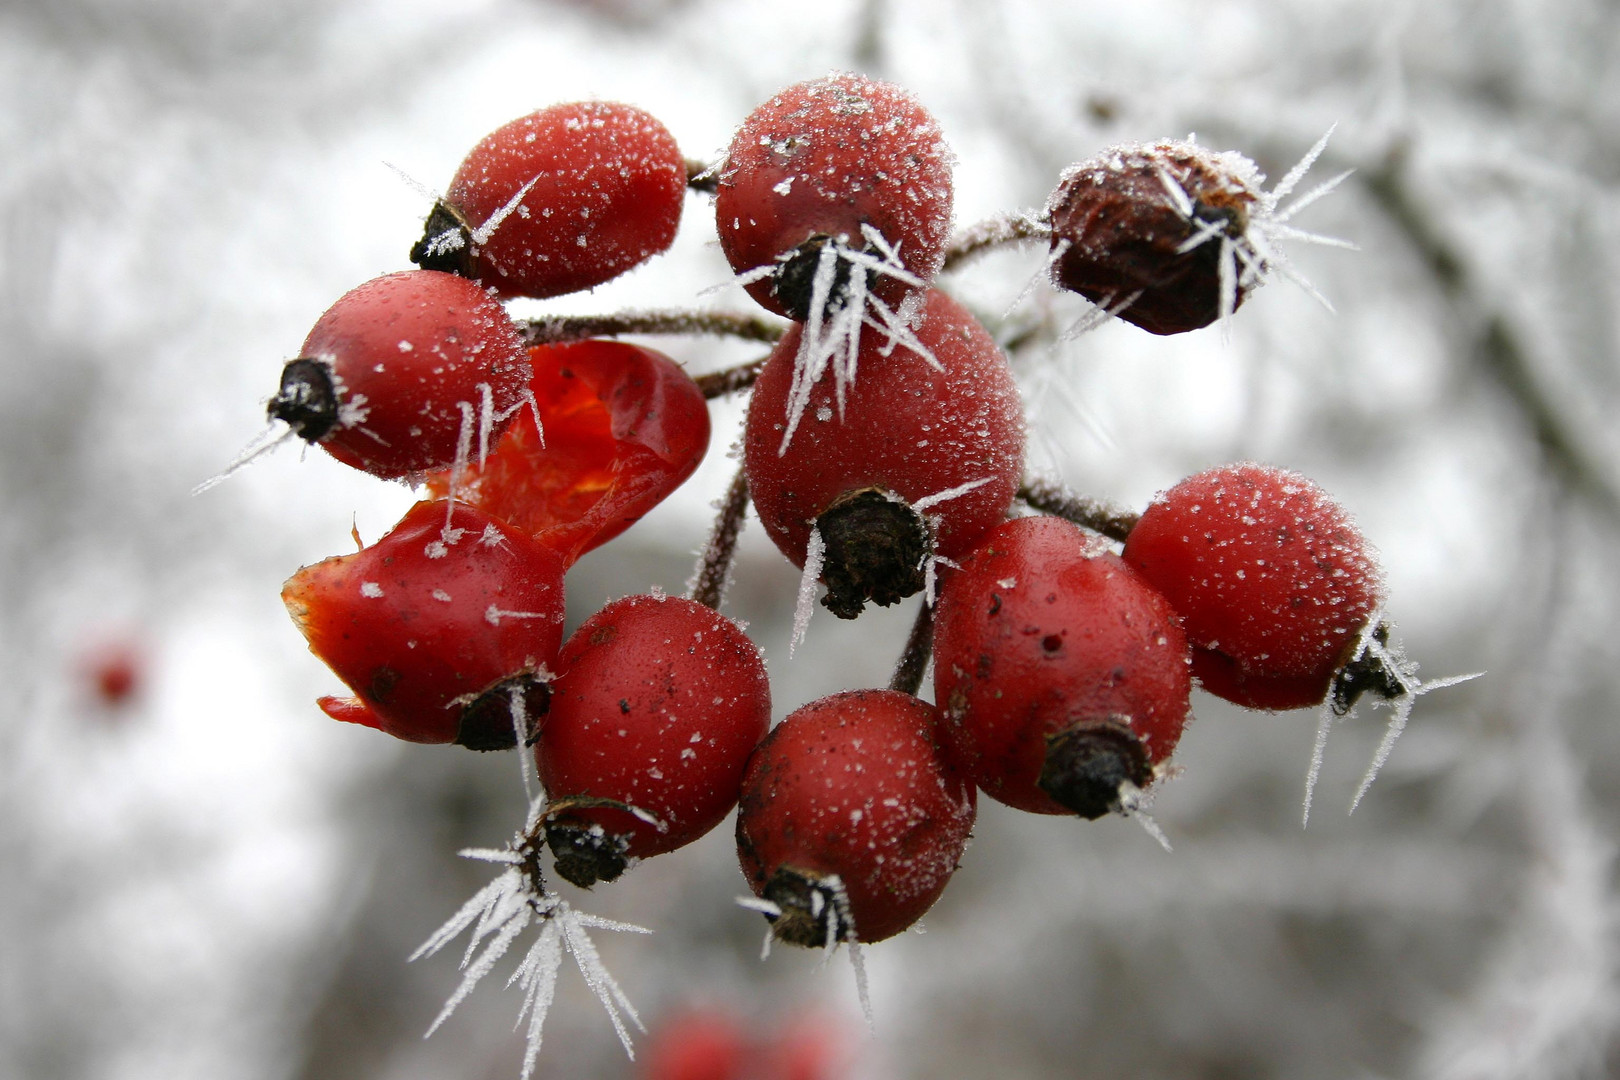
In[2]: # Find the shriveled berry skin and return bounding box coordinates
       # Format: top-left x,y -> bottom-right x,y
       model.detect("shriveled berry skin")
426,340 -> 710,563
535,595 -> 770,871
289,270 -> 530,480
1122,463 -> 1384,710
735,689 -> 976,945
933,516 -> 1192,815
744,288 -> 1024,571
1048,140 -> 1264,335
431,102 -> 685,299
282,500 -> 567,745
716,72 -> 953,318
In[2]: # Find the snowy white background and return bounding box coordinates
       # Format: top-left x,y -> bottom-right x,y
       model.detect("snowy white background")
3,0 -> 1619,1077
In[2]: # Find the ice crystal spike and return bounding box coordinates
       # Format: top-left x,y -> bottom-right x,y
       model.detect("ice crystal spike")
413,813 -> 650,1077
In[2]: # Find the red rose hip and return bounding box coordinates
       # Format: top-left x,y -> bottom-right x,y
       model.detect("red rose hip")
283,500 -> 567,748
535,594 -> 770,887
1122,462 -> 1384,710
413,101 -> 686,299
743,288 -> 1024,618
270,270 -> 531,480
716,72 -> 953,322
425,339 -> 711,564
933,516 -> 1193,817
735,689 -> 975,946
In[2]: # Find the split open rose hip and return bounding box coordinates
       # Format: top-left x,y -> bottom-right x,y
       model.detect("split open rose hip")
425,339 -> 711,564
283,500 -> 567,749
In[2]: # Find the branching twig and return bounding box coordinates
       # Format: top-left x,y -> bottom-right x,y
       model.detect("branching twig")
1017,478 -> 1139,543
694,355 -> 770,399
888,600 -> 933,697
687,465 -> 750,611
685,158 -> 719,194
942,212 -> 1050,273
521,310 -> 787,348
1363,145 -> 1620,522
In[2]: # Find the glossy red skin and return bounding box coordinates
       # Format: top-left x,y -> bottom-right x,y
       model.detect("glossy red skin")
426,340 -> 710,563
735,689 -> 976,944
300,270 -> 530,480
1122,463 -> 1383,710
283,500 -> 567,743
536,595 -> 770,861
641,1010 -> 748,1080
445,102 -> 685,299
932,516 -> 1192,814
744,288 -> 1025,568
716,73 -> 953,317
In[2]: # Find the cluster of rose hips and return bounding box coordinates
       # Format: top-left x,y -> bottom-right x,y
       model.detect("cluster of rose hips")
263,72 -> 1426,1062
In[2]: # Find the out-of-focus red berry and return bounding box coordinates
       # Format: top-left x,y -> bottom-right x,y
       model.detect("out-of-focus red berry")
641,1009 -> 749,1080
81,638 -> 144,709
425,339 -> 710,563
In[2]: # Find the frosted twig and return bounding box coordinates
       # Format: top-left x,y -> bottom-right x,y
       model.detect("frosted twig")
1016,477 -> 1139,542
940,211 -> 1050,272
889,601 -> 934,696
694,355 -> 769,398
687,464 -> 750,611
521,310 -> 787,347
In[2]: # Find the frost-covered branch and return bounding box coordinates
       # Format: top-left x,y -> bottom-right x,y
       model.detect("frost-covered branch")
521,310 -> 787,348
941,212 -> 1050,273
888,599 -> 933,697
1017,478 -> 1139,543
687,464 -> 750,611
694,355 -> 769,399
1363,144 -> 1620,523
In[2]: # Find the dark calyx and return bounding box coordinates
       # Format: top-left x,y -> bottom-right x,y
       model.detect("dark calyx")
1039,719 -> 1153,820
268,358 -> 339,442
409,200 -> 478,279
771,234 -> 868,322
817,487 -> 930,620
761,866 -> 850,948
455,670 -> 551,752
1330,622 -> 1404,716
544,816 -> 629,889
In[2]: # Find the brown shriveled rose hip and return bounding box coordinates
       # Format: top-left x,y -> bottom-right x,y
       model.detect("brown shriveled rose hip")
1047,140 -> 1267,335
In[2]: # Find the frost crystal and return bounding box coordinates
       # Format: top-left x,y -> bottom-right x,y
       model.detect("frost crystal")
791,525 -> 826,657
1300,615 -> 1483,826
764,225 -> 940,455
412,802 -> 650,1079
